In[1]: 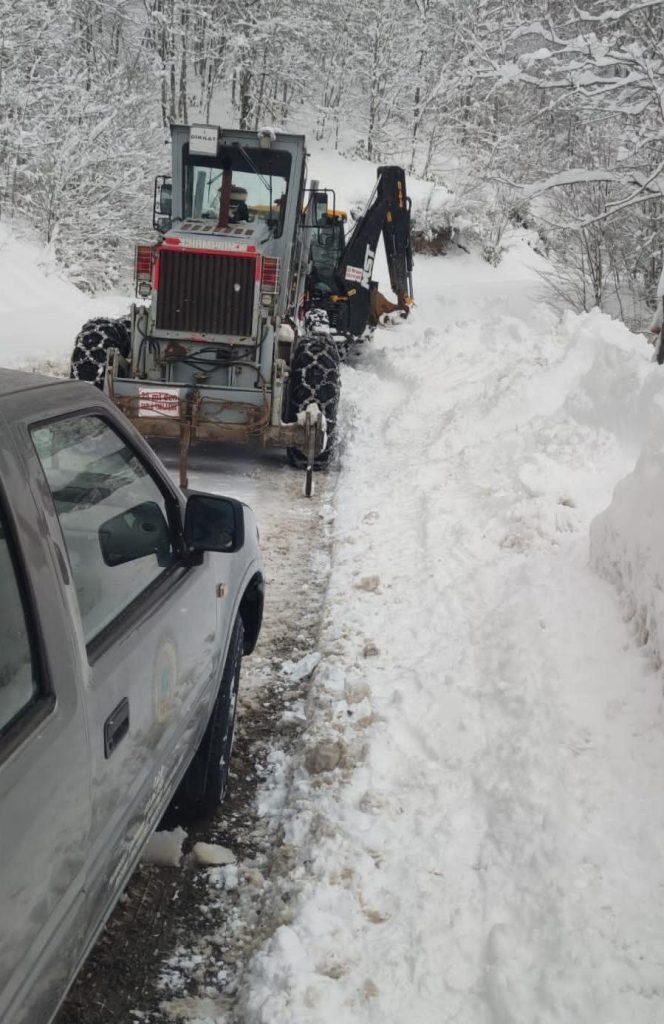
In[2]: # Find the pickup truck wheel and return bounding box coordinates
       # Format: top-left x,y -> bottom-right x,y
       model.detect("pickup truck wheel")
70,317 -> 131,389
171,617 -> 244,820
287,333 -> 341,467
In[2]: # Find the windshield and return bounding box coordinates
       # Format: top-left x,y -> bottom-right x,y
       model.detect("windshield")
310,222 -> 345,289
184,146 -> 291,235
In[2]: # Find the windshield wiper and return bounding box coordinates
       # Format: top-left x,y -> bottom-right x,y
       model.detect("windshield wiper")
238,145 -> 271,192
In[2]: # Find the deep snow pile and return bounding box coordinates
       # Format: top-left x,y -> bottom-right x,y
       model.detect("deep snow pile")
591,441 -> 664,676
0,222 -> 128,372
233,241 -> 664,1024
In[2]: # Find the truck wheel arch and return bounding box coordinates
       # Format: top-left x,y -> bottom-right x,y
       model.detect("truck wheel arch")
239,573 -> 264,655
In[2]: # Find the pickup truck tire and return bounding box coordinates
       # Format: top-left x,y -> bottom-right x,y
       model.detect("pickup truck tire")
287,334 -> 341,467
172,616 -> 244,820
70,317 -> 131,389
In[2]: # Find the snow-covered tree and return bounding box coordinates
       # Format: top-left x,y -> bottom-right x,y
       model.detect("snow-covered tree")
0,0 -> 163,289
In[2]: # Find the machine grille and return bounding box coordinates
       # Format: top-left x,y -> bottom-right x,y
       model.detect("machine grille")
156,250 -> 256,336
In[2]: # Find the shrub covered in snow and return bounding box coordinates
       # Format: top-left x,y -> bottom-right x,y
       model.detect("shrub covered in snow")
408,183 -> 457,255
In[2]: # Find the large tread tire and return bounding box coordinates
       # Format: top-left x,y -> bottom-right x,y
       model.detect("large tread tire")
170,617 -> 244,821
287,333 -> 341,468
70,317 -> 131,389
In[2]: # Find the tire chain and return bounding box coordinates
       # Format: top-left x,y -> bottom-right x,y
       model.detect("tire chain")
288,325 -> 341,466
70,317 -> 132,389
290,338 -> 340,426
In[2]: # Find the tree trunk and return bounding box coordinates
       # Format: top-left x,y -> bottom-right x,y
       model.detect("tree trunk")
367,29 -> 382,160
179,6 -> 188,122
239,67 -> 253,129
410,47 -> 425,173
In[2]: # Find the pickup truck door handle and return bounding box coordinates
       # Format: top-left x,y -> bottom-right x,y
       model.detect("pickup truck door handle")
104,698 -> 130,759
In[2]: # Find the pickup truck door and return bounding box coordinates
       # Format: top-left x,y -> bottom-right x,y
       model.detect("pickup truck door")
28,410 -> 224,929
0,433 -> 91,1024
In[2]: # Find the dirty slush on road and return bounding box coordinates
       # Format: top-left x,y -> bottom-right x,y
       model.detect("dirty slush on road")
56,456 -> 335,1024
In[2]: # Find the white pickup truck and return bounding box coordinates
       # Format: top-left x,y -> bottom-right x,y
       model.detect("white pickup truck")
0,368 -> 264,1024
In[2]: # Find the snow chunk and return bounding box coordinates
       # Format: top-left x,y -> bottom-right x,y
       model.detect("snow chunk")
141,827 -> 187,867
160,994 -> 224,1021
281,651 -> 322,681
192,842 -> 236,867
355,575 -> 381,593
305,737 -> 344,774
208,863 -> 240,891
277,322 -> 295,343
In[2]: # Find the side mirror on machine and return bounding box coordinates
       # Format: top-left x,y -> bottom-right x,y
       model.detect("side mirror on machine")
159,182 -> 172,217
314,191 -> 329,226
184,493 -> 245,555
153,175 -> 173,231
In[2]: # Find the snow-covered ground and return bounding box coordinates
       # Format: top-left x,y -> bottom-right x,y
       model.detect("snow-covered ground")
4,208 -> 664,1023
0,222 -> 128,372
229,242 -> 664,1023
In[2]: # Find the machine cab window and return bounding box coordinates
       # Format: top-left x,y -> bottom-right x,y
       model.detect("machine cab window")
183,146 -> 291,236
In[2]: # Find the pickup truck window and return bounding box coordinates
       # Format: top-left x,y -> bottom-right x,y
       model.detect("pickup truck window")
0,510 -> 40,737
32,416 -> 178,644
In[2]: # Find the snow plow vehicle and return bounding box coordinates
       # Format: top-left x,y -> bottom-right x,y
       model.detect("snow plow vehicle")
70,124 -> 413,494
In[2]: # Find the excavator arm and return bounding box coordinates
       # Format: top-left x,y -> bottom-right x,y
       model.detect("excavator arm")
304,166 -> 414,339
334,165 -> 413,337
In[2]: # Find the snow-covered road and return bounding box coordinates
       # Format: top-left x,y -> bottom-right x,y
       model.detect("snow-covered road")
5,218 -> 664,1024
231,244 -> 664,1024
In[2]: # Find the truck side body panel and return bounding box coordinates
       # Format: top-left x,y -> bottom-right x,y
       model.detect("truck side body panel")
0,400 -> 91,1024
0,375 -> 264,1024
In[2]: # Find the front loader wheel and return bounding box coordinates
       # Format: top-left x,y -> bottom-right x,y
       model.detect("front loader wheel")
287,334 -> 341,468
70,316 -> 131,389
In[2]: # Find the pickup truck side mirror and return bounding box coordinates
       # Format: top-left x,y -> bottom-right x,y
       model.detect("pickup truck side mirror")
99,501 -> 172,567
184,493 -> 244,554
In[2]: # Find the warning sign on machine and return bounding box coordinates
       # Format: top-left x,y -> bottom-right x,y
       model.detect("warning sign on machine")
138,386 -> 180,417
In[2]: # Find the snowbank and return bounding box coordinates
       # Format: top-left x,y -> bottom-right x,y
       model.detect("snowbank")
591,446 -> 664,671
239,240 -> 664,1024
0,221 -> 129,374
580,312 -> 664,673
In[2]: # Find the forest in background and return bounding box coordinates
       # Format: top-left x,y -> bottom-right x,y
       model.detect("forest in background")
1,0 -> 663,325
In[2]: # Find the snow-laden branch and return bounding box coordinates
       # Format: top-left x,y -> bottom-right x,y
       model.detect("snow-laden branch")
522,168 -> 627,199
546,187 -> 664,233
512,160 -> 664,236
574,0 -> 664,24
